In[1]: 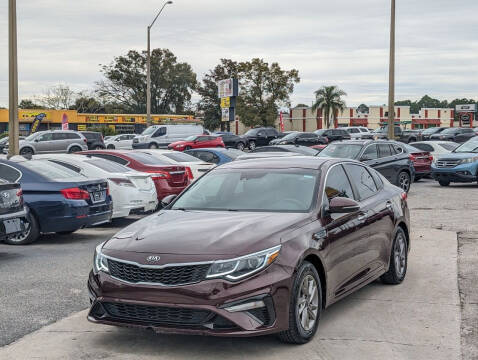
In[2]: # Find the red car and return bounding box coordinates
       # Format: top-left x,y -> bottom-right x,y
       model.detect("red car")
78,150 -> 189,200
168,135 -> 225,151
310,144 -> 327,152
405,144 -> 433,181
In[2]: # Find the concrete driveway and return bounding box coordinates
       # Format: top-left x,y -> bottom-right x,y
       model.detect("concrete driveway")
0,229 -> 461,360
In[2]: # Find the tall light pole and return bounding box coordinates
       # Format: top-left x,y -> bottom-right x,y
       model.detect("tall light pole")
8,0 -> 19,156
146,1 -> 173,127
387,0 -> 396,140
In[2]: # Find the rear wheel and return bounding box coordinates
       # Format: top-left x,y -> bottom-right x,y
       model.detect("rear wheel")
185,146 -> 192,150
439,180 -> 450,187
94,145 -> 103,150
4,212 -> 40,245
236,142 -> 245,151
397,171 -> 411,193
249,141 -> 256,150
148,143 -> 158,149
278,261 -> 321,344
381,228 -> 408,284
68,146 -> 81,153
107,144 -> 115,149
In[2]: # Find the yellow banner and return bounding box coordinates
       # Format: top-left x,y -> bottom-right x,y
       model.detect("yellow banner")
220,97 -> 231,109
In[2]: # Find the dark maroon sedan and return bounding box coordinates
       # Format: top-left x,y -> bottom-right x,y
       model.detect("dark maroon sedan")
88,156 -> 410,344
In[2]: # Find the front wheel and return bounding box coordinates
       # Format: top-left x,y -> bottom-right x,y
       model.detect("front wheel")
381,228 -> 408,284
439,180 -> 450,187
107,144 -> 115,149
397,171 -> 411,193
94,145 -> 104,150
249,141 -> 256,150
20,147 -> 34,156
236,142 -> 245,151
148,143 -> 158,149
68,146 -> 82,153
278,261 -> 322,344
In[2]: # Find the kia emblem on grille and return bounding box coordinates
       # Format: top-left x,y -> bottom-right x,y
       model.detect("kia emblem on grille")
146,255 -> 161,262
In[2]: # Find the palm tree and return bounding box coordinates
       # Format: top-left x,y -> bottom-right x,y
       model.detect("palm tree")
312,86 -> 347,129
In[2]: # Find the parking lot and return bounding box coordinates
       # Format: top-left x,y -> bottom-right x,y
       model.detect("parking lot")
0,179 -> 476,359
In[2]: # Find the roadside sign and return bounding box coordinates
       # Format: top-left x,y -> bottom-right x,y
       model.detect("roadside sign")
217,79 -> 239,98
456,104 -> 477,112
220,97 -> 230,109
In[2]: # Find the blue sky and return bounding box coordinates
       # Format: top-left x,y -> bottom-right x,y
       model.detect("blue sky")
0,0 -> 477,108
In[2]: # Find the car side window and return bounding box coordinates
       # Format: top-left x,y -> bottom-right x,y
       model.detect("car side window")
0,164 -> 21,182
412,143 -> 433,152
370,169 -> 384,190
257,131 -> 266,137
52,133 -> 66,141
90,154 -> 128,166
66,133 -> 80,140
38,133 -> 53,141
266,129 -> 277,136
361,145 -> 378,160
378,144 -> 392,158
324,165 -> 354,202
344,164 -> 378,201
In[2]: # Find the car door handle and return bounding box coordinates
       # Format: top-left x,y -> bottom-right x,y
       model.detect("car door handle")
357,214 -> 367,221
386,201 -> 393,210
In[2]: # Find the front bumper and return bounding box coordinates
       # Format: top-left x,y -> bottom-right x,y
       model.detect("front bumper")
431,163 -> 478,183
87,262 -> 293,337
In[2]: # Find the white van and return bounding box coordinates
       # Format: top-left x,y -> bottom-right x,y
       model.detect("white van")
132,124 -> 205,149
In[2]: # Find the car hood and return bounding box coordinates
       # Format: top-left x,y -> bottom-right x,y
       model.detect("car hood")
103,210 -> 309,256
437,152 -> 478,160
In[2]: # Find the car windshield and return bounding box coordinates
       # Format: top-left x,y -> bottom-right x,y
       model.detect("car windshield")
318,144 -> 363,159
223,149 -> 244,159
441,128 -> 459,134
244,129 -> 259,136
85,159 -> 132,173
280,132 -> 299,140
453,139 -> 478,153
404,144 -> 421,153
163,152 -> 201,163
315,130 -> 326,136
21,160 -> 85,180
171,168 -> 318,212
438,143 -> 458,151
141,127 -> 158,135
24,133 -> 40,141
184,135 -> 198,141
127,152 -> 170,165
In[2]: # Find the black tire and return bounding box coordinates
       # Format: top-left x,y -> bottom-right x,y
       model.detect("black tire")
185,146 -> 192,150
249,141 -> 256,150
94,145 -> 104,150
439,180 -> 450,187
19,147 -> 34,156
68,146 -> 82,153
381,228 -> 408,284
397,171 -> 411,193
107,144 -> 115,149
414,176 -> 422,182
278,261 -> 322,344
149,143 -> 158,149
236,142 -> 245,151
4,212 -> 40,245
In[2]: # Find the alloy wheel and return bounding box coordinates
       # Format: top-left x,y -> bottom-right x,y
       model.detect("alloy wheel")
6,222 -> 31,244
398,172 -> 410,192
394,232 -> 407,277
249,141 -> 256,150
297,275 -> 319,332
236,142 -> 245,151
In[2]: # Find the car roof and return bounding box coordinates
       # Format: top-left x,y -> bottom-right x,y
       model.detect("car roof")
221,156 -> 346,170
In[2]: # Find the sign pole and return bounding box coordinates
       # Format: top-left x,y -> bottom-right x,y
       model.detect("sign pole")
387,0 -> 396,140
8,0 -> 19,156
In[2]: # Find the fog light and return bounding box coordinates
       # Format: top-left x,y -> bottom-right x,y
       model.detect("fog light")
224,300 -> 266,313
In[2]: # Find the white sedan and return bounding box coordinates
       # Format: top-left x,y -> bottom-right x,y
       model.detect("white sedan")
409,141 -> 459,160
33,154 -> 158,218
105,134 -> 136,150
137,149 -> 215,181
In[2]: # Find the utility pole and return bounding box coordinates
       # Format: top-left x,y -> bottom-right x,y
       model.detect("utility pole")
8,0 -> 19,156
146,1 -> 173,127
387,0 -> 396,140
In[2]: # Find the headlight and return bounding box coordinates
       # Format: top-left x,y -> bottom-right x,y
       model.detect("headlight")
206,245 -> 281,281
93,242 -> 109,274
459,156 -> 478,164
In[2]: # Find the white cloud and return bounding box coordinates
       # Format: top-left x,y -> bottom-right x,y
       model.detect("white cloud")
0,0 -> 477,108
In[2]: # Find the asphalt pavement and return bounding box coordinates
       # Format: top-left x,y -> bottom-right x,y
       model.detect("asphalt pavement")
0,179 -> 477,359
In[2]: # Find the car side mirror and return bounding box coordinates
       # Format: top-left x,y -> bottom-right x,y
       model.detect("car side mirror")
328,197 -> 360,214
115,138 -> 120,141
360,156 -> 372,161
161,194 -> 177,208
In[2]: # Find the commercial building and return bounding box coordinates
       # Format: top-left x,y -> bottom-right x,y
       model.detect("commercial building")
0,109 -> 198,135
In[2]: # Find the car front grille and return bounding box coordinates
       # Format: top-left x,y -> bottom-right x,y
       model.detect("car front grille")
436,160 -> 460,168
107,258 -> 211,285
102,302 -> 213,326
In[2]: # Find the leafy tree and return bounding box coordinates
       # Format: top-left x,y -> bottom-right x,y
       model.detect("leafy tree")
97,49 -> 197,115
294,103 -> 309,108
238,59 -> 299,127
19,99 -> 44,109
357,103 -> 369,114
71,92 -> 105,113
197,59 -> 240,130
312,86 -> 347,128
34,84 -> 75,109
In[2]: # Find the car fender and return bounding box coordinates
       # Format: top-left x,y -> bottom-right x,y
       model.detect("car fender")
66,143 -> 84,152
20,145 -> 35,154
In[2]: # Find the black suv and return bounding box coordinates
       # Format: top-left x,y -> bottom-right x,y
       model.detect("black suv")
314,128 -> 351,142
399,130 -> 421,143
430,127 -> 475,143
243,127 -> 283,149
80,131 -> 105,150
372,126 -> 402,140
0,180 -> 31,245
318,140 -> 414,192
419,127 -> 445,141
270,132 -> 327,146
